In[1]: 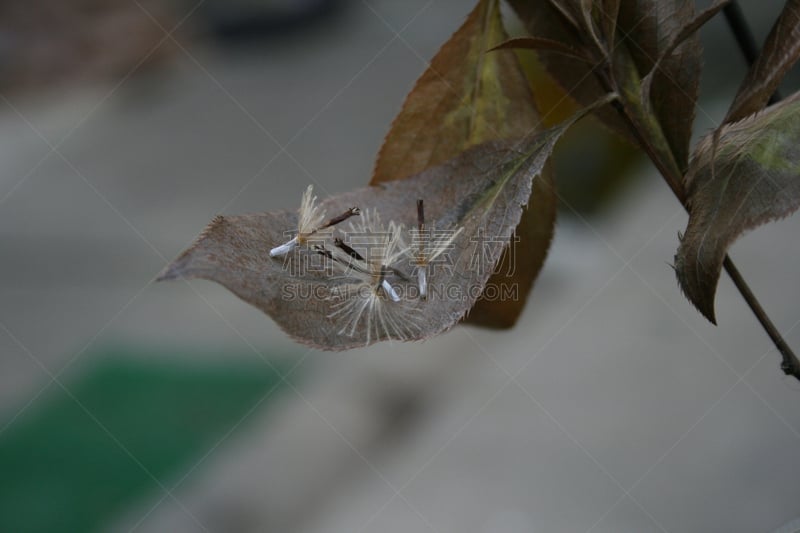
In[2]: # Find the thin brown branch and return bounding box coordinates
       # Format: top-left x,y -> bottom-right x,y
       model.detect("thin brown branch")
598,6 -> 800,381
723,257 -> 800,378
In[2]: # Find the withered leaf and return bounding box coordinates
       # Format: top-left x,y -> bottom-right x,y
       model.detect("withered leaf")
160,98 -> 611,349
372,0 -> 556,328
641,0 -> 729,95
675,91 -> 800,323
506,0 -> 634,143
725,0 -> 800,124
462,165 -> 555,328
617,0 -> 702,171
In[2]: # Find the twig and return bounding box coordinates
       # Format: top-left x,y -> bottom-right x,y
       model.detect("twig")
723,258 -> 800,378
611,86 -> 800,380
569,1 -> 799,380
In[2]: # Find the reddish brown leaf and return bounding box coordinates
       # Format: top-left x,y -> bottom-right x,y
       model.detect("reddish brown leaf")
463,164 -> 556,328
617,0 -> 702,171
372,0 -> 542,181
725,0 -> 800,123
642,0 -> 729,91
578,0 -> 620,55
506,0 -> 634,143
675,91 -> 800,323
372,0 -> 557,329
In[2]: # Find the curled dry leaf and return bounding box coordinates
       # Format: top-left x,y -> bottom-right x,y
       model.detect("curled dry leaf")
675,91 -> 800,323
372,0 -> 557,328
724,0 -> 800,124
159,98 -> 612,350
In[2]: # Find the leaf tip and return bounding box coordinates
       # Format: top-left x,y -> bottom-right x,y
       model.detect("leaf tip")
694,294 -> 718,325
674,251 -> 718,325
156,254 -> 189,283
154,269 -> 173,283
158,215 -> 228,283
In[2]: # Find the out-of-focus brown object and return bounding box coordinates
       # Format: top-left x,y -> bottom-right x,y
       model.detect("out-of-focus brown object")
0,0 -> 177,94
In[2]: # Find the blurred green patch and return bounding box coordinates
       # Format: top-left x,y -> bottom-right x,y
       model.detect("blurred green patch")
0,348 -> 293,533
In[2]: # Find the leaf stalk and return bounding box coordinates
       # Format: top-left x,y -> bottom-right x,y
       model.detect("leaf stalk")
599,3 -> 800,381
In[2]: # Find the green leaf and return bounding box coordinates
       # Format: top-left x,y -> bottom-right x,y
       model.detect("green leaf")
675,91 -> 800,323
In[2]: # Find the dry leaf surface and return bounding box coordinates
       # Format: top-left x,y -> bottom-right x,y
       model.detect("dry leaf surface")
161,131 -> 570,349
725,0 -> 800,123
372,0 -> 557,328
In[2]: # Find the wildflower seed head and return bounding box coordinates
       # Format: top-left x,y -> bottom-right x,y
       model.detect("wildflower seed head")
409,220 -> 462,298
328,282 -> 421,345
297,185 -> 327,243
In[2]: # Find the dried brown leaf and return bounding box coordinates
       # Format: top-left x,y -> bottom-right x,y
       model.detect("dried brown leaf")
463,164 -> 556,328
160,98 -> 612,349
372,0 -> 540,181
675,91 -> 800,323
372,0 -> 556,329
725,0 -> 800,123
640,0 -> 729,115
160,140 -> 538,349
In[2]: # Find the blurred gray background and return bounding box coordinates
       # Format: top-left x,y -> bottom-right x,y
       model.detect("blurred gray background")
1,1 -> 800,532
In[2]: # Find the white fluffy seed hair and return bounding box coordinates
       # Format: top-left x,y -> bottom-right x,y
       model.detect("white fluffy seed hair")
296,184 -> 327,241
411,222 -> 463,298
339,208 -> 411,275
328,284 -> 421,345
269,185 -> 329,257
326,208 -> 419,344
413,225 -> 464,265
